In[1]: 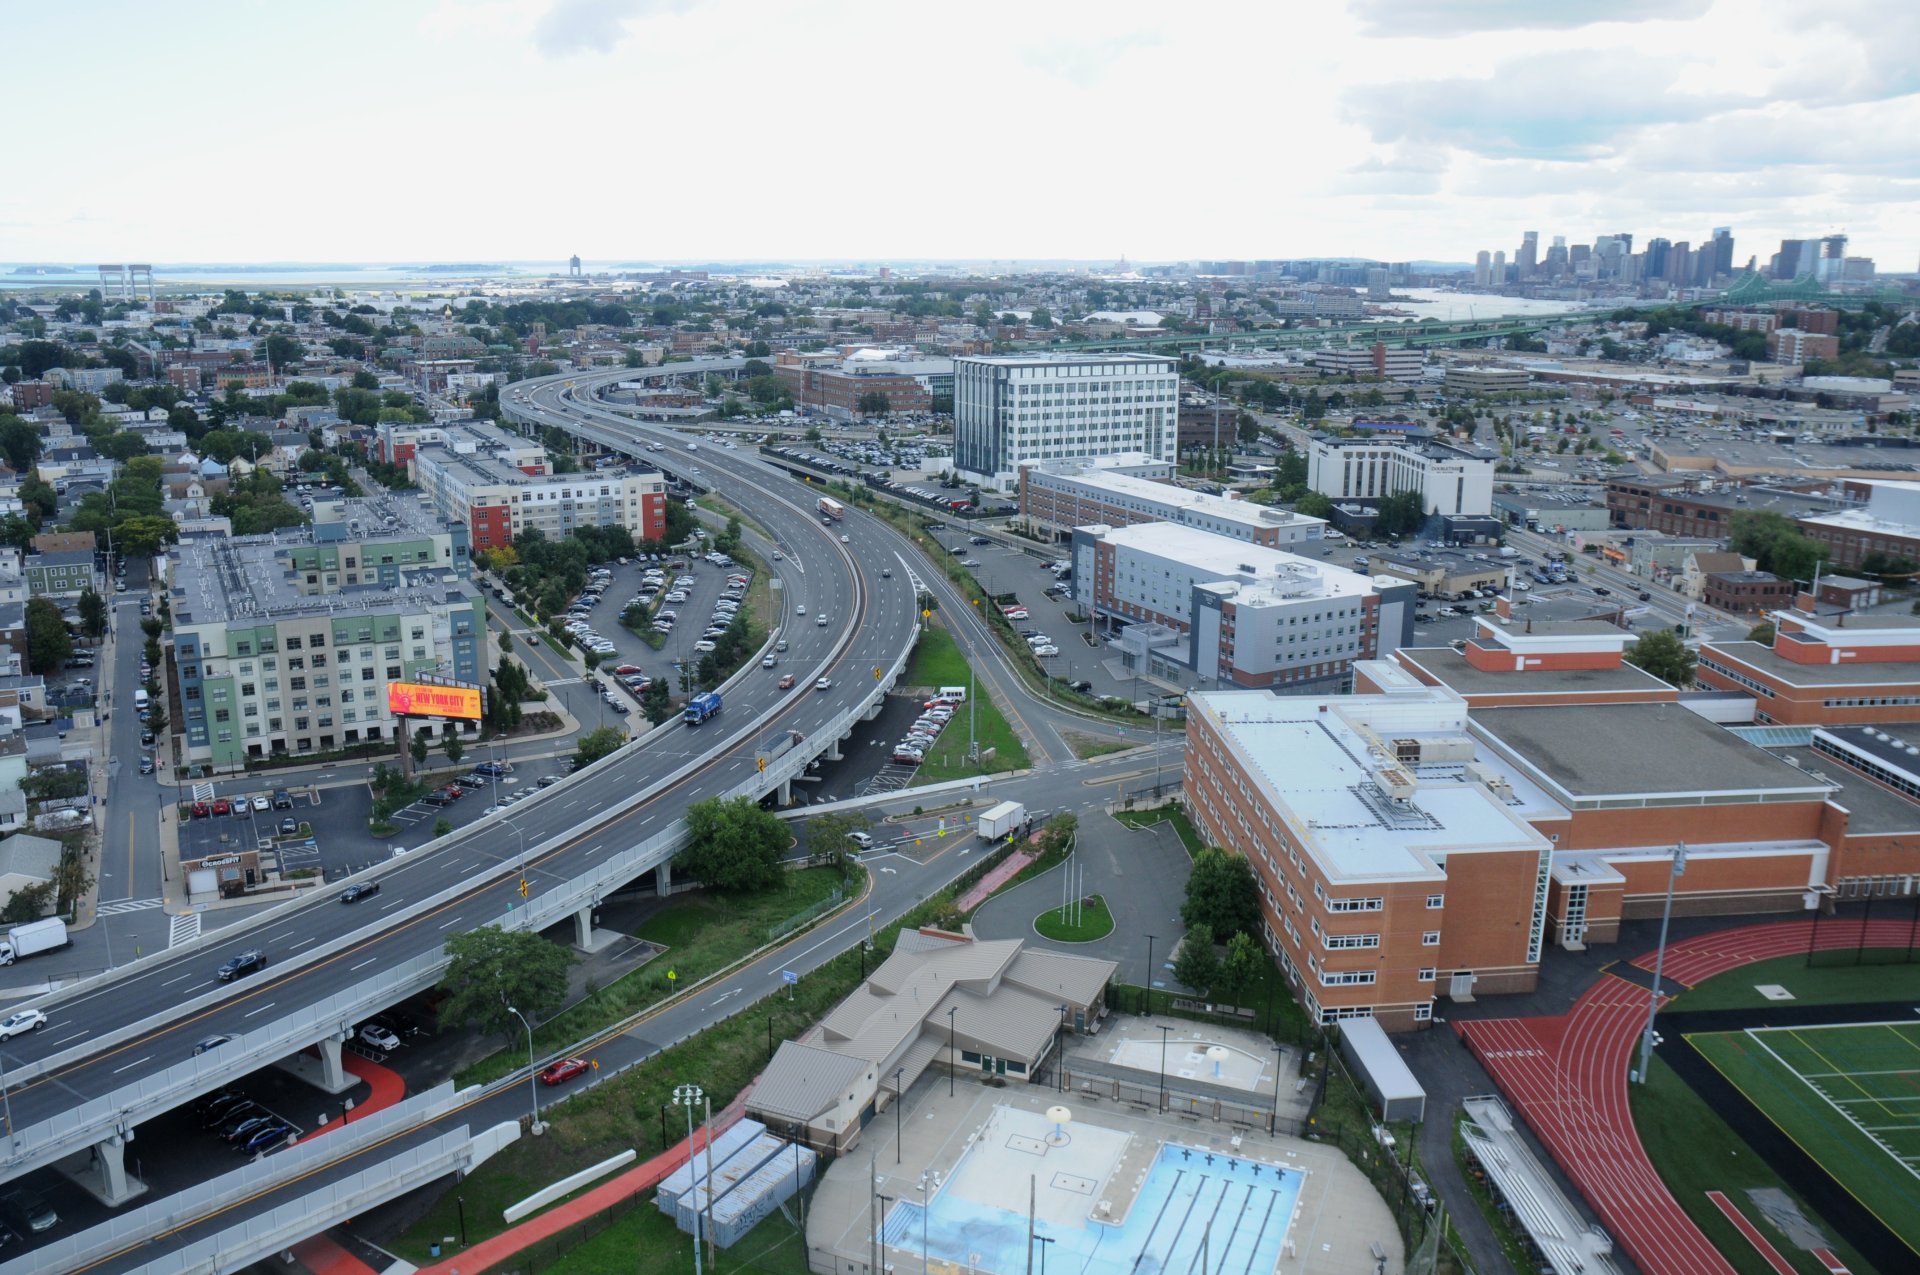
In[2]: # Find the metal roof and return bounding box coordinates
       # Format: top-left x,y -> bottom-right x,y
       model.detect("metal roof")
748,1042 -> 872,1123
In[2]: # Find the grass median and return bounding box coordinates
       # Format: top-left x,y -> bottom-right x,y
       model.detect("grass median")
455,866 -> 850,1088
901,624 -> 1029,782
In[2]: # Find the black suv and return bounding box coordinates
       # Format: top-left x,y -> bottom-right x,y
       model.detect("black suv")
216,949 -> 266,982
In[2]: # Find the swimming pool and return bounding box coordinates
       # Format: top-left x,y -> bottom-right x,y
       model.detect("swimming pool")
886,1139 -> 1305,1275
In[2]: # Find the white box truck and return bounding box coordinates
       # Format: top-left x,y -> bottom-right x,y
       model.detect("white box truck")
0,917 -> 70,964
976,801 -> 1026,842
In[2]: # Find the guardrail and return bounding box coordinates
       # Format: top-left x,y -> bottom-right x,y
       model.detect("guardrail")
4,1083 -> 471,1275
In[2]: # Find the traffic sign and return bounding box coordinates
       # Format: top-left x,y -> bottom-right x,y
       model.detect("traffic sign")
518,878 -> 528,898
782,970 -> 799,984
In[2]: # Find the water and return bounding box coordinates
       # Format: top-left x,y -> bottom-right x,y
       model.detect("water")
1391,287 -> 1613,322
0,263 -> 542,290
888,1141 -> 1305,1275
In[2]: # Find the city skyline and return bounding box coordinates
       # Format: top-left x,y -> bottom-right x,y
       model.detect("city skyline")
2,0 -> 1914,266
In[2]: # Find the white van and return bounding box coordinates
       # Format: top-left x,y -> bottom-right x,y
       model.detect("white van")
133,688 -> 150,711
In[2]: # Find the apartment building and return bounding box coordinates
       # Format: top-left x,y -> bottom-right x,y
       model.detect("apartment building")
1306,434 -> 1496,518
952,353 -> 1180,489
167,497 -> 484,770
411,445 -> 666,552
375,419 -> 545,472
1071,522 -> 1411,691
1018,457 -> 1325,546
1768,328 -> 1840,363
1313,342 -> 1426,383
1704,570 -> 1795,614
22,551 -> 99,600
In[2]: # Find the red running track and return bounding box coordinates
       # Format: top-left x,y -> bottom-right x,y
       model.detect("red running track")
1629,917 -> 1920,987
1706,1190 -> 1796,1275
1459,974 -> 1737,1275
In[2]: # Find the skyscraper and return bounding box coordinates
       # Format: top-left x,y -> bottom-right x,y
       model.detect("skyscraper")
1474,251 -> 1492,287
1517,231 -> 1538,279
1667,242 -> 1692,287
1644,238 -> 1671,278
1710,227 -> 1734,279
1492,249 -> 1507,284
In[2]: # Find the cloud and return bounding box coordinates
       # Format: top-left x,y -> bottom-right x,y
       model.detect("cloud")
1018,32 -> 1162,86
531,0 -> 696,57
1347,0 -> 1710,37
1344,50 -> 1741,158
1329,148 -> 1448,196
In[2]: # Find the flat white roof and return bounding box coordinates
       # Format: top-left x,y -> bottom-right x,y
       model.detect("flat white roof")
1097,523 -> 1367,602
1190,690 -> 1556,883
1033,465 -> 1322,532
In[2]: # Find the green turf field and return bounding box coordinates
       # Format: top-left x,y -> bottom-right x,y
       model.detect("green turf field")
1692,1020 -> 1920,1255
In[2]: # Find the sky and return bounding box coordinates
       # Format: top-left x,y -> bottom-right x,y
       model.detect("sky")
4,0 -> 1916,268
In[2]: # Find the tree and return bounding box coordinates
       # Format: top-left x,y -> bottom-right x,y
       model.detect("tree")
0,416 -> 40,472
112,514 -> 180,558
1219,932 -> 1263,1006
437,928 -> 576,1041
25,598 -> 72,675
1624,629 -> 1697,687
1729,510 -> 1826,583
1181,848 -> 1260,939
803,809 -> 873,870
1173,923 -> 1220,995
1746,620 -> 1776,645
77,587 -> 108,641
444,734 -> 465,767
856,390 -> 892,418
1293,490 -> 1335,520
433,817 -> 453,838
677,796 -> 788,892
640,679 -> 673,726
410,732 -> 430,768
52,847 -> 94,918
0,880 -> 55,924
573,725 -> 626,769
264,334 -> 306,373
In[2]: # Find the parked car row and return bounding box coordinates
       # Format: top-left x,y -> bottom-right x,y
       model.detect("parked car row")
892,695 -> 960,765
191,1090 -> 295,1155
187,789 -> 295,820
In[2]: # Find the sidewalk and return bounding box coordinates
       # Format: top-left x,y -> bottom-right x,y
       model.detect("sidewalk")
408,1087 -> 755,1275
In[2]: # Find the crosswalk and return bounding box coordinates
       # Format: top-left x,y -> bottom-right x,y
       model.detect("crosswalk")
97,897 -> 164,917
169,911 -> 201,947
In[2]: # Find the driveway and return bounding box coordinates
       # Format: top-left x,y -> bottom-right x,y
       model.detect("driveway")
968,810 -> 1194,985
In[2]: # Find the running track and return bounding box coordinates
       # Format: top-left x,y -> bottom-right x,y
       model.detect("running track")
1459,917 -> 1919,1275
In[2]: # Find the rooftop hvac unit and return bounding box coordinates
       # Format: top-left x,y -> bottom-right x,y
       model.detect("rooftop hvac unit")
1373,762 -> 1418,804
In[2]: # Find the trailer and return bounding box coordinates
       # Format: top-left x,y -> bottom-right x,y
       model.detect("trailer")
817,496 -> 844,522
976,800 -> 1026,842
683,691 -> 723,726
0,918 -> 70,965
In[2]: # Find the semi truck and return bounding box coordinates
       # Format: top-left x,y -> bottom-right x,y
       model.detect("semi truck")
683,691 -> 723,726
0,918 -> 70,965
818,496 -> 844,522
976,800 -> 1027,843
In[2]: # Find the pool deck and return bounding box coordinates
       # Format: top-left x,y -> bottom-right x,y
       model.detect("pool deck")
806,1067 -> 1402,1275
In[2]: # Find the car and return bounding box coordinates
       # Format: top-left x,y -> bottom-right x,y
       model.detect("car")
771,551 -> 782,560
847,831 -> 873,848
970,535 -> 990,545
211,799 -> 231,816
1637,591 -> 1652,601
241,1122 -> 293,1154
816,614 -> 829,627
138,755 -> 155,775
841,534 -> 851,543
1033,645 -> 1060,656
251,795 -> 270,813
340,882 -> 380,904
795,604 -> 807,616
1593,587 -> 1611,597
273,789 -> 293,809
778,674 -> 796,689
538,774 -> 562,787
961,559 -> 980,568
203,1101 -> 258,1130
892,748 -> 925,765
539,1057 -> 591,1086
815,677 -> 832,691
422,790 -> 454,807
775,639 -> 789,652
358,1023 -> 402,1052
0,1010 -> 47,1040
881,567 -> 891,578
279,817 -> 299,836
194,1090 -> 247,1118
692,640 -> 717,653
191,800 -> 210,819
615,664 -> 643,675
1003,609 -> 1029,621
762,656 -> 777,669
192,1033 -> 234,1055
216,949 -> 266,982
0,1188 -> 57,1235
224,1114 -> 278,1145
474,761 -> 511,777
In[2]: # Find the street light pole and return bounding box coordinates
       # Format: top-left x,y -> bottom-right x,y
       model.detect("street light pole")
507,1006 -> 541,1132
948,1006 -> 958,1097
1157,1024 -> 1173,1113
1055,1004 -> 1069,1093
1635,842 -> 1688,1084
893,1066 -> 905,1165
1143,935 -> 1156,1016
674,1083 -> 706,1275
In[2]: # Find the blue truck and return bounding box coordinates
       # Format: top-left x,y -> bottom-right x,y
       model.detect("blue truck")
683,691 -> 723,726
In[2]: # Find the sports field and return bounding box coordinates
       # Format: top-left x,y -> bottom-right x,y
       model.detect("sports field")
1692,1020 -> 1920,1256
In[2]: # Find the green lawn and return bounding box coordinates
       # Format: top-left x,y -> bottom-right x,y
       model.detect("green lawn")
1692,1022 -> 1920,1259
901,624 -> 1031,781
1630,1053 -> 1886,1275
1033,893 -> 1114,942
456,867 -> 846,1087
533,1188 -> 813,1275
1113,803 -> 1206,859
1061,731 -> 1131,760
1672,950 -> 1920,1012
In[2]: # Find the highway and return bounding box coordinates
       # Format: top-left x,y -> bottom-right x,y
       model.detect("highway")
0,368 -> 925,1177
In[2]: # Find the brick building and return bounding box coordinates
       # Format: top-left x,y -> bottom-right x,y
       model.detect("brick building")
1703,570 -> 1795,614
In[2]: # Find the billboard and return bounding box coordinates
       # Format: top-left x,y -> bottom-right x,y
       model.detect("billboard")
387,681 -> 483,721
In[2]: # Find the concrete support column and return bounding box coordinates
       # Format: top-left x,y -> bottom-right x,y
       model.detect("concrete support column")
318,1033 -> 349,1091
861,699 -> 884,722
574,905 -> 593,949
825,736 -> 844,762
653,860 -> 672,897
96,1133 -> 134,1203
778,777 -> 792,806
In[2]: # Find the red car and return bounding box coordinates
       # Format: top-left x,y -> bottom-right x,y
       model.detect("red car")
539,1057 -> 590,1086
211,799 -> 231,816
615,664 -> 644,675
191,801 -> 211,819
778,674 -> 796,689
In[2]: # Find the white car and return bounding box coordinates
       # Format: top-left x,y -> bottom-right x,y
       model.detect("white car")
795,604 -> 807,616
1033,645 -> 1060,657
841,534 -> 851,543
693,640 -> 718,652
251,794 -> 270,813
0,1009 -> 47,1040
358,1023 -> 402,1052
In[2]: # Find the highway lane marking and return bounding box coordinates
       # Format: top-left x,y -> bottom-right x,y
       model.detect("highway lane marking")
46,1031 -> 91,1047
23,397 -> 875,1106
711,988 -> 742,1006
288,937 -> 317,950
439,917 -> 462,929
112,1055 -> 153,1074
162,972 -> 195,987
244,1003 -> 276,1018
125,811 -> 135,902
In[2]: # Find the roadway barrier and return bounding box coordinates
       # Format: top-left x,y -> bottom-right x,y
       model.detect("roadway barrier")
3,1083 -> 475,1275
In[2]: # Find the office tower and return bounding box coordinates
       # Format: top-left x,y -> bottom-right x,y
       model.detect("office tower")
1710,227 -> 1734,279
1474,251 -> 1492,287
1517,231 -> 1538,279
1667,242 -> 1692,287
1492,249 -> 1507,284
1545,238 -> 1568,278
1644,238 -> 1671,278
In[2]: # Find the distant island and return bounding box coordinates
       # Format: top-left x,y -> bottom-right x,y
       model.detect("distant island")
423,263 -> 505,273
9,265 -> 75,275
